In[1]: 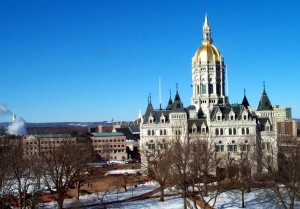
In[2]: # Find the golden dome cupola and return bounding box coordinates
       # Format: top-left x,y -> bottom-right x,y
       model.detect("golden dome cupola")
193,14 -> 222,63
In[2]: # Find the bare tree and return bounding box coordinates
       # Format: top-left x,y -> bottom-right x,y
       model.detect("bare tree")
96,185 -> 113,209
6,143 -> 32,209
115,174 -> 131,192
260,138 -> 300,209
142,139 -> 172,201
41,141 -> 93,209
169,137 -> 193,209
188,136 -> 221,208
223,141 -> 256,208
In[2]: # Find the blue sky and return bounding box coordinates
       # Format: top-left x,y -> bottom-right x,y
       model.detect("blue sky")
0,0 -> 299,122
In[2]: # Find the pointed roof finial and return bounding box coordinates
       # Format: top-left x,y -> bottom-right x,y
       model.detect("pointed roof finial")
169,89 -> 172,98
204,13 -> 208,25
263,81 -> 265,90
149,93 -> 152,104
202,13 -> 212,44
176,83 -> 178,93
244,88 -> 246,96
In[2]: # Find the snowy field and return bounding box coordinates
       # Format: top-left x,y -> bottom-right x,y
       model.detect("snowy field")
39,182 -> 300,209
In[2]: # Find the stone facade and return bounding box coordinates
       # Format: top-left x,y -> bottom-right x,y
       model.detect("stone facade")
140,15 -> 293,176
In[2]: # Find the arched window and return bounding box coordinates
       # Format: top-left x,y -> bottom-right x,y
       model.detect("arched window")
160,130 -> 163,136
202,84 -> 206,94
220,128 -> 224,135
246,128 -> 250,135
152,130 -> 155,136
164,130 -> 167,135
215,129 -> 219,136
147,130 -> 151,136
242,128 -> 245,135
233,128 -> 237,135
229,128 -> 232,135
209,84 -> 214,94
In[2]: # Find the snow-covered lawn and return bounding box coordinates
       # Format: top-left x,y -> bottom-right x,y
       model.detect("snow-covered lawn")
204,189 -> 300,209
39,181 -> 160,208
39,183 -> 300,209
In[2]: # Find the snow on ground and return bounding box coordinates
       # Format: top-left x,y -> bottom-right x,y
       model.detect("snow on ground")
105,169 -> 139,176
106,195 -> 184,209
39,181 -> 160,208
40,183 -> 300,209
204,189 -> 300,209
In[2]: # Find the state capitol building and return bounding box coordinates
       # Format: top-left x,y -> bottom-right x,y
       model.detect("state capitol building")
139,15 -> 296,176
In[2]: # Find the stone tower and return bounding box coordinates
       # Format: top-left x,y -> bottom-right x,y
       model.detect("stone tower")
191,15 -> 228,116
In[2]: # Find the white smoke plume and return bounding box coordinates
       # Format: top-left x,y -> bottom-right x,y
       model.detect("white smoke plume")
0,104 -> 11,115
6,117 -> 27,136
0,104 -> 26,136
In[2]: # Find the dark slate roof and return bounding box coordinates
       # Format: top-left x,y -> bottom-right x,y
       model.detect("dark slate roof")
257,88 -> 273,111
210,104 -> 253,121
258,118 -> 270,126
187,119 -> 208,133
166,95 -> 173,110
143,90 -> 189,124
242,95 -> 250,109
115,127 -> 139,140
143,101 -> 157,124
197,107 -> 205,118
129,125 -> 140,133
171,90 -> 185,112
143,107 -> 172,124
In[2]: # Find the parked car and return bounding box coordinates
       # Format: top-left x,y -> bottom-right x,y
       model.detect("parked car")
100,163 -> 109,167
124,159 -> 132,164
137,179 -> 145,185
79,189 -> 92,195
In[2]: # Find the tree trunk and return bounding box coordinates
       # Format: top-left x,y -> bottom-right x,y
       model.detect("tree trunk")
76,180 -> 80,200
57,194 -> 64,209
159,185 -> 165,201
289,189 -> 295,209
241,189 -> 245,208
183,189 -> 187,209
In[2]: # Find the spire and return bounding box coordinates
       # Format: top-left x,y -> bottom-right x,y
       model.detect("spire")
242,88 -> 250,109
174,83 -> 181,101
172,84 -> 185,112
262,81 -> 266,95
166,90 -> 173,110
257,83 -> 273,111
202,14 -> 212,45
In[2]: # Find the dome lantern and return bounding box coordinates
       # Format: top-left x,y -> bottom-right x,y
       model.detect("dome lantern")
193,14 -> 222,63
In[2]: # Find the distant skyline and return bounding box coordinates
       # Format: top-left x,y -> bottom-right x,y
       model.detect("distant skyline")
1,0 -> 299,123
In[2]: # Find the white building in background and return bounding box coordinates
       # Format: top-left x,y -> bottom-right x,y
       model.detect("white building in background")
139,15 -> 294,176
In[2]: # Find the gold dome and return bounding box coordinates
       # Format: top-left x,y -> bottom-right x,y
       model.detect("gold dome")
192,43 -> 221,63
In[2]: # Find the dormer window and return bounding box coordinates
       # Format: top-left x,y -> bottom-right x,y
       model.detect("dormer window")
160,114 -> 166,124
201,123 -> 206,133
216,111 -> 222,121
149,114 -> 154,124
229,111 -> 235,121
242,111 -> 248,120
192,123 -> 197,133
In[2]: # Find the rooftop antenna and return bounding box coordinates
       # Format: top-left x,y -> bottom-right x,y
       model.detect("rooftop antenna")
159,77 -> 162,110
226,65 -> 229,97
